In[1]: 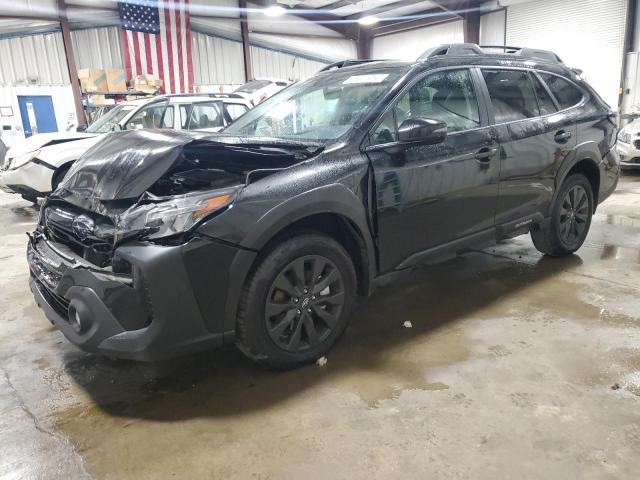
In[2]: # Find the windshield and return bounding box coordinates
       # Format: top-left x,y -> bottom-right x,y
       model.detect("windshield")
86,104 -> 137,133
224,69 -> 403,142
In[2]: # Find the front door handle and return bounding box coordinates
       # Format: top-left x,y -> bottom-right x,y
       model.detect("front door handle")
554,130 -> 572,143
475,146 -> 498,162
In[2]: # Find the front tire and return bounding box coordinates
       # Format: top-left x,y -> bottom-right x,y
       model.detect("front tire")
236,233 -> 357,369
531,173 -> 593,256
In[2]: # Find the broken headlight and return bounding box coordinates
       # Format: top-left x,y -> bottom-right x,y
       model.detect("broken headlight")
9,150 -> 40,170
116,190 -> 235,241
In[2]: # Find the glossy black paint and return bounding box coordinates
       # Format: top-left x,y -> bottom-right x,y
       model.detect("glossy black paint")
29,51 -> 621,360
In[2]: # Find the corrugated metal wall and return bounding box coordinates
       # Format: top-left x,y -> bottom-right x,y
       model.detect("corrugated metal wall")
192,31 -> 328,85
506,0 -> 627,108
372,21 -> 464,61
191,31 -> 245,85
250,46 -> 326,82
480,10 -> 505,46
0,32 -> 68,85
71,27 -> 123,70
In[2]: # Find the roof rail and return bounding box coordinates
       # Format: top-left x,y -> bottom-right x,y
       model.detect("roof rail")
417,43 -> 563,64
480,45 -> 563,63
319,59 -> 381,72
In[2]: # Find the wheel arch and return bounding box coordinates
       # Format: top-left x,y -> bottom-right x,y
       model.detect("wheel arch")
240,184 -> 377,298
222,184 -> 377,336
51,159 -> 76,190
553,142 -> 602,212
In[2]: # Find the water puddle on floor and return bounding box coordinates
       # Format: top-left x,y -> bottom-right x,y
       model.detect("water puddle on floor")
49,246 -> 640,475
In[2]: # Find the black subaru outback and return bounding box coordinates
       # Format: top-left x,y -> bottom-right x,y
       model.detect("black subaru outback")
28,44 -> 620,368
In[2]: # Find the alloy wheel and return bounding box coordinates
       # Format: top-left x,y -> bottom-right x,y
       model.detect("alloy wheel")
559,184 -> 589,246
265,255 -> 345,353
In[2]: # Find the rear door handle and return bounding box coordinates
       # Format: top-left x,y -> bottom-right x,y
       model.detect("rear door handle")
475,146 -> 498,162
554,130 -> 572,143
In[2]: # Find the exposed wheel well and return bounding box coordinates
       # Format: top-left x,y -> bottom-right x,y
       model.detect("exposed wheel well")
256,213 -> 371,297
566,159 -> 600,210
51,162 -> 73,190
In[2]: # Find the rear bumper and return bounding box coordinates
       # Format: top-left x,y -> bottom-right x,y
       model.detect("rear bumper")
27,232 -> 255,361
599,148 -> 620,205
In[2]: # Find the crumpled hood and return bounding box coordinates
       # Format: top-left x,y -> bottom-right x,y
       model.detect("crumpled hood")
37,136 -> 104,166
6,131 -> 98,159
58,129 -> 323,203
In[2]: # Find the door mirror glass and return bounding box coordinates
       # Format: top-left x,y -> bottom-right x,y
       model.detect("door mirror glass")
76,124 -> 87,132
111,123 -> 123,132
398,118 -> 447,145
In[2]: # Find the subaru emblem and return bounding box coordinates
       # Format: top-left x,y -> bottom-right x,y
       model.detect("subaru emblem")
72,215 -> 95,240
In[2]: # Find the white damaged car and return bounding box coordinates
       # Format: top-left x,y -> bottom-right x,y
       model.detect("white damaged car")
0,94 -> 251,202
616,118 -> 640,171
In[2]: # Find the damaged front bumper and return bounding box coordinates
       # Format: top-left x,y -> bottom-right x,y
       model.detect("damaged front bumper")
27,231 -> 255,360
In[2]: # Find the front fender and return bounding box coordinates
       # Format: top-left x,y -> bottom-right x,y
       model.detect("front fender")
240,183 -> 373,251
219,183 -> 377,335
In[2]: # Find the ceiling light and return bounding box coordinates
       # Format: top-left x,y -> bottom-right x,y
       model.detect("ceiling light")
358,15 -> 379,26
264,5 -> 286,17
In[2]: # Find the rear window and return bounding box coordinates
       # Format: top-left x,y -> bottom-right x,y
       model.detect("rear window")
530,74 -> 557,116
540,73 -> 583,110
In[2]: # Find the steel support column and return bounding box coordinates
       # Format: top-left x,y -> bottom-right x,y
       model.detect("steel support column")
239,0 -> 253,82
57,0 -> 86,127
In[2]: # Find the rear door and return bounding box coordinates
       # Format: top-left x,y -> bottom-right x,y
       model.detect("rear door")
367,68 -> 500,273
480,68 -> 577,228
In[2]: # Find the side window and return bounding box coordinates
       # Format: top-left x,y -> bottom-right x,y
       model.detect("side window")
180,105 -> 190,129
371,68 -> 480,145
540,73 -> 583,110
372,109 -> 396,144
530,74 -> 557,116
396,69 -> 480,133
184,102 -> 225,130
225,103 -> 248,121
482,69 -> 539,123
161,106 -> 174,128
125,103 -> 171,130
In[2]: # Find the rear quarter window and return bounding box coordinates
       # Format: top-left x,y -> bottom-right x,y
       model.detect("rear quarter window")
540,73 -> 584,110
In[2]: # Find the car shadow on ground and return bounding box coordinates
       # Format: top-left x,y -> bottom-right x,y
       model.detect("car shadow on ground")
60,245 -> 584,421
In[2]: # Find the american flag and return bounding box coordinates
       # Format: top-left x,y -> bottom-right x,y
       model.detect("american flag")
118,0 -> 193,94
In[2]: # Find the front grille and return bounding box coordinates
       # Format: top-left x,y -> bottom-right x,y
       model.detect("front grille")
43,204 -> 115,267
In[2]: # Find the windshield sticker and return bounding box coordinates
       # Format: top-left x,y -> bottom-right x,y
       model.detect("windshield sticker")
343,74 -> 389,84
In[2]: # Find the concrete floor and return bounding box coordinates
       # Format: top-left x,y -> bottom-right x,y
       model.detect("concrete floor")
1,176 -> 640,480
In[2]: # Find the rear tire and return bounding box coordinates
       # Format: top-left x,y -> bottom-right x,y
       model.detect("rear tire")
236,232 -> 356,369
531,173 -> 593,256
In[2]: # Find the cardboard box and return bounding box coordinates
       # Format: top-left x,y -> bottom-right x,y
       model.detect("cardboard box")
105,68 -> 127,92
87,94 -> 106,105
78,68 -> 107,92
131,74 -> 163,93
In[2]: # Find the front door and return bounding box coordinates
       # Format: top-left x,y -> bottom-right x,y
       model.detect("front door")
367,68 -> 500,273
17,95 -> 57,137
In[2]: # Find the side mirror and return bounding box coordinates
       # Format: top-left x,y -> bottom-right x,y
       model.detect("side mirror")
398,118 -> 447,145
76,124 -> 87,132
111,123 -> 123,132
